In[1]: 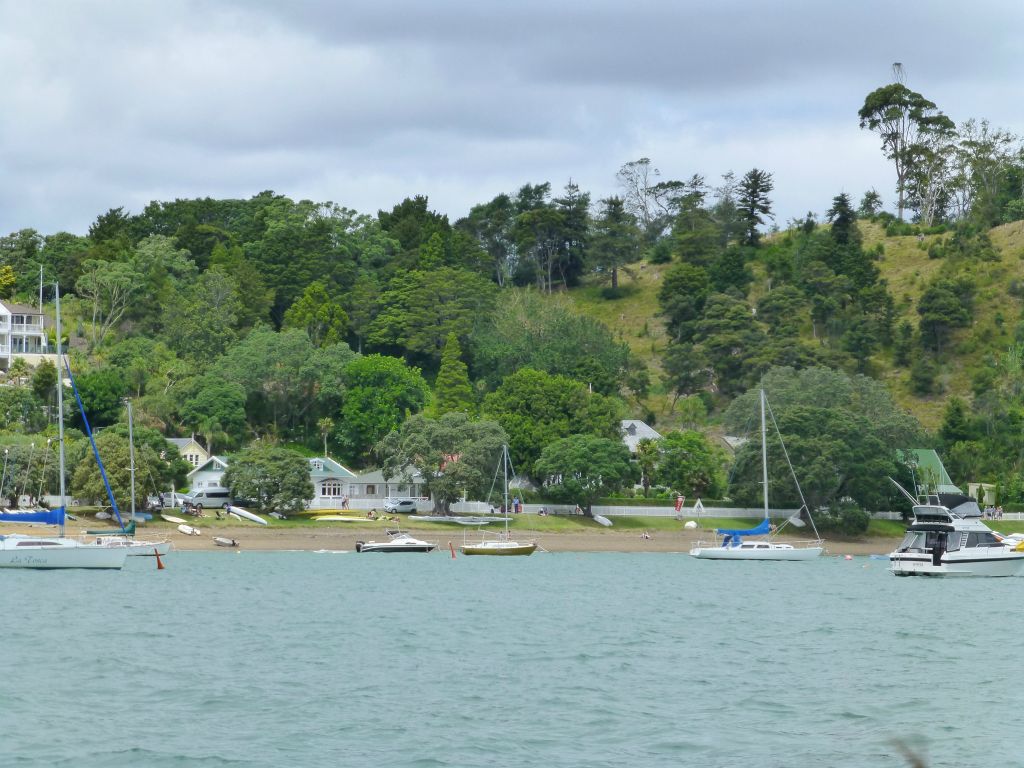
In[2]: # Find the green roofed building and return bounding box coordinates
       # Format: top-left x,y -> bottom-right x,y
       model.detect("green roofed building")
898,449 -> 962,495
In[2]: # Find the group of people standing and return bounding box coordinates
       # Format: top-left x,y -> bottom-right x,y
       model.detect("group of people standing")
983,505 -> 1004,519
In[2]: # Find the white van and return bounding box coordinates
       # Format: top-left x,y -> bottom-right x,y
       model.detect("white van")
189,488 -> 233,511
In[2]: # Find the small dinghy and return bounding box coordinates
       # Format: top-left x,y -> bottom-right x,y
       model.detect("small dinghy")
177,524 -> 201,536
161,514 -> 186,524
213,536 -> 238,547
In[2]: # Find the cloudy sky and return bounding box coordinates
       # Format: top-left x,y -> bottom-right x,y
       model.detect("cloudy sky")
2,0 -> 1022,236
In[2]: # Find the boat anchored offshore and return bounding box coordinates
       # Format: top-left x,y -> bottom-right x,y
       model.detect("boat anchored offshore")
689,388 -> 823,561
460,445 -> 537,557
355,530 -> 437,553
889,486 -> 1024,577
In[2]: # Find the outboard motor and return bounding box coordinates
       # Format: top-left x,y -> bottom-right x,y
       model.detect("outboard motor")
355,541 -> 364,553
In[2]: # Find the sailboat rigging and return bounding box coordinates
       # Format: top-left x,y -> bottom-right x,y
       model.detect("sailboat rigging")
0,283 -> 127,569
689,388 -> 824,561
460,444 -> 537,556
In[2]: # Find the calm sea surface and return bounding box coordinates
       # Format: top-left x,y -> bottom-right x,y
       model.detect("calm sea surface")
1,551 -> 1018,767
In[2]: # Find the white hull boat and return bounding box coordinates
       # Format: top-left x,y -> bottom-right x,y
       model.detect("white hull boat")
225,505 -> 268,525
889,491 -> 1024,578
689,389 -> 823,562
355,533 -> 436,553
689,540 -> 824,561
96,537 -> 173,557
0,534 -> 128,569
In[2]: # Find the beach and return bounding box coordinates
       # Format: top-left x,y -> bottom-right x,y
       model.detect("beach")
65,521 -> 901,556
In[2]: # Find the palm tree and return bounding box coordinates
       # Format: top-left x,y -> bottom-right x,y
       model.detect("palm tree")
318,417 -> 334,458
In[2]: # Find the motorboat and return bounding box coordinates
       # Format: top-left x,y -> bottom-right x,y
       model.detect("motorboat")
355,531 -> 436,553
889,491 -> 1024,577
690,389 -> 823,561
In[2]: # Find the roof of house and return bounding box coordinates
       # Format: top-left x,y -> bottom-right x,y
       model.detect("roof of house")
166,437 -> 205,450
309,457 -> 357,480
620,419 -> 662,453
354,466 -> 424,485
0,301 -> 43,316
187,455 -> 230,477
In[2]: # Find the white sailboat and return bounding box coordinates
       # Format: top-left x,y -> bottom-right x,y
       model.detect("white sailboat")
0,284 -> 127,570
90,399 -> 172,557
689,388 -> 824,561
460,445 -> 537,556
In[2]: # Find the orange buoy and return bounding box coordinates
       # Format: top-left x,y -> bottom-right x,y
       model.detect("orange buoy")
155,548 -> 165,570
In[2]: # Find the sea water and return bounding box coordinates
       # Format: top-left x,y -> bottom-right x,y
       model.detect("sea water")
1,551 -> 1018,768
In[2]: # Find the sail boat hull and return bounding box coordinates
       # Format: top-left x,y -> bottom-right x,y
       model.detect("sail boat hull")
0,535 -> 129,569
689,542 -> 822,561
460,541 -> 537,556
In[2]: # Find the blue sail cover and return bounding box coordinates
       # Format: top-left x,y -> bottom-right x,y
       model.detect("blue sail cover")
0,506 -> 65,526
716,518 -> 772,537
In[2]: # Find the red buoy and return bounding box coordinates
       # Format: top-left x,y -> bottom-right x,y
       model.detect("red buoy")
155,548 -> 165,570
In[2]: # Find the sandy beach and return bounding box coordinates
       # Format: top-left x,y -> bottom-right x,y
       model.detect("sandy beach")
61,521 -> 900,556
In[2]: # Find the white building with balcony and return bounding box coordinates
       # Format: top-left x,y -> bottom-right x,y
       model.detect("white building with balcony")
0,301 -> 48,369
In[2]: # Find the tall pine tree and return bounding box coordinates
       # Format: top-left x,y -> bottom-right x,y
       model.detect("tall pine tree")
434,333 -> 475,415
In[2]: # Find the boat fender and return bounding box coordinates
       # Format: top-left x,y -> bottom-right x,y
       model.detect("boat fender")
355,541 -> 364,552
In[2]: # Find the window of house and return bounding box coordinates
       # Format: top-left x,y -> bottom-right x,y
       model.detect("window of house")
366,485 -> 376,495
312,460 -> 323,471
321,481 -> 343,497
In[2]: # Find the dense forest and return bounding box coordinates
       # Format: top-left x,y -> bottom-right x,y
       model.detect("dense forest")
4,78 -> 1024,524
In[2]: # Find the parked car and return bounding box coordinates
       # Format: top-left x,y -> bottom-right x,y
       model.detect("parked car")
190,488 -> 234,511
146,492 -> 190,510
383,498 -> 417,513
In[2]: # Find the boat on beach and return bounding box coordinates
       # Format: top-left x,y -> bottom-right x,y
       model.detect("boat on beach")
689,388 -> 823,561
213,536 -> 239,547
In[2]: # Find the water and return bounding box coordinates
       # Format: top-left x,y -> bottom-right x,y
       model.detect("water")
1,552 -> 1017,767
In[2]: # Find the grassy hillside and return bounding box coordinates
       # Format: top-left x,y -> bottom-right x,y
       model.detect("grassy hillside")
564,219 -> 1024,433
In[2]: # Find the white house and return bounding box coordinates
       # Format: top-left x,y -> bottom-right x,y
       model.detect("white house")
307,457 -> 358,509
166,436 -> 210,469
0,301 -> 48,370
349,467 -> 426,502
620,419 -> 662,454
187,455 -> 229,490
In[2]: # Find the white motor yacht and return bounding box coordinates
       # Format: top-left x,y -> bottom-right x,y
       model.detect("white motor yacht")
890,492 -> 1024,577
355,531 -> 437,553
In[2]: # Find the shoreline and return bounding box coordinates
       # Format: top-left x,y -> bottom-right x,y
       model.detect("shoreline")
59,522 -> 901,556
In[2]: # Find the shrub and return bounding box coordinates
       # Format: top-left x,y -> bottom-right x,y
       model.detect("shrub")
814,502 -> 870,536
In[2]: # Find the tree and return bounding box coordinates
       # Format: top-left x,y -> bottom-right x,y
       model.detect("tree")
338,354 -> 429,462
368,267 -> 497,365
70,430 -> 167,512
70,368 -> 127,429
654,430 -> 726,498
75,259 -> 143,349
433,333 -> 474,415
482,368 -> 623,478
826,193 -> 858,246
179,375 -> 248,454
658,263 -> 711,343
917,280 -> 972,353
533,434 -> 635,512
0,265 -> 15,298
858,83 -> 955,221
589,197 -> 640,291
736,169 -> 774,246
694,294 -> 765,395
161,266 -> 242,363
222,445 -> 314,514
318,417 -> 334,457
283,280 -> 349,347
376,412 -> 507,514
469,290 -> 631,395
858,189 -> 883,218
634,437 -> 659,497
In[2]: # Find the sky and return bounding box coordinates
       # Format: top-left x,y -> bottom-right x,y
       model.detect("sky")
2,0 -> 1023,237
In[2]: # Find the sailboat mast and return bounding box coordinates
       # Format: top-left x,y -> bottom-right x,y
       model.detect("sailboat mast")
55,284 -> 66,536
760,388 -> 769,521
127,399 -> 136,522
503,445 -> 509,537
